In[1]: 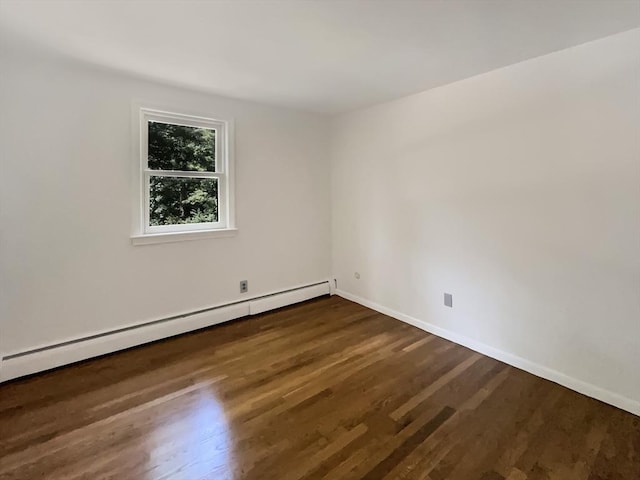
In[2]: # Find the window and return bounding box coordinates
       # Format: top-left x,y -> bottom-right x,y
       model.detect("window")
133,108 -> 235,244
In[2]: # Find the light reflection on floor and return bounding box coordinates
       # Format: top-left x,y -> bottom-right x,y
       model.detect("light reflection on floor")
145,385 -> 235,480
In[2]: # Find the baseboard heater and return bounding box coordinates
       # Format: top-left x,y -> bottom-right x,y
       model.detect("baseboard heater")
0,281 -> 331,383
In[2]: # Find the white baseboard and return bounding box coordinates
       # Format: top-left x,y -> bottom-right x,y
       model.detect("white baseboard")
0,303 -> 249,383
0,281 -> 330,383
335,289 -> 640,417
249,282 -> 330,315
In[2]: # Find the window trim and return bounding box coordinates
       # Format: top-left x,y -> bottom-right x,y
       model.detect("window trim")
132,106 -> 236,244
130,228 -> 238,246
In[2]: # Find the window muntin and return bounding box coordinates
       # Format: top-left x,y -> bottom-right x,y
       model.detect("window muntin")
139,108 -> 230,234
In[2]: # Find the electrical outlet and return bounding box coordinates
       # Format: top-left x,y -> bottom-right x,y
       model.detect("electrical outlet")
240,280 -> 248,293
444,293 -> 453,308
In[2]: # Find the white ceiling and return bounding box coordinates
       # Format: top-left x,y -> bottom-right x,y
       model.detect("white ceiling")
1,0 -> 638,114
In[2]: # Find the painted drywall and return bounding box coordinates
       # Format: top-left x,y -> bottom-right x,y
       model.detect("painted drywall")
331,30 -> 640,407
0,40 -> 331,355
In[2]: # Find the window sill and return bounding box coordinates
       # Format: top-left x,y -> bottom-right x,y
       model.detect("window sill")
131,228 -> 238,246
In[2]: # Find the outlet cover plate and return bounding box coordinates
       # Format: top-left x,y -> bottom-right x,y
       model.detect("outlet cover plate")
444,293 -> 453,308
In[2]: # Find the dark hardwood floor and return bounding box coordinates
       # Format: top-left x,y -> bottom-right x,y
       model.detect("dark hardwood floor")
0,296 -> 638,479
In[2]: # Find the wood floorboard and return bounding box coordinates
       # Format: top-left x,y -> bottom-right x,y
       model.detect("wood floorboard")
0,296 -> 638,479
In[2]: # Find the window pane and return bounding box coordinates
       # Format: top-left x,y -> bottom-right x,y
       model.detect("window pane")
148,121 -> 215,172
149,177 -> 218,226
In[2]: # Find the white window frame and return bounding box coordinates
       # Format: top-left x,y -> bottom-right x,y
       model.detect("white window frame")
132,107 -> 236,245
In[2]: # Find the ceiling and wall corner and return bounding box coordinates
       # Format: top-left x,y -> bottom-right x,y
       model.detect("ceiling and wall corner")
0,0 -> 638,114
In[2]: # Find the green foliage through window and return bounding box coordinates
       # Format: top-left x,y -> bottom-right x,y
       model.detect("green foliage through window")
149,177 -> 218,225
148,122 -> 215,171
147,121 -> 219,226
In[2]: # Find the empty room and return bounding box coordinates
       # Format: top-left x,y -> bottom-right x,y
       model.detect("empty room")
0,1 -> 638,479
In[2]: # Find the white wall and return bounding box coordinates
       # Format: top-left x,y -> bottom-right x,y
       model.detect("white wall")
0,41 -> 331,355
332,30 -> 640,410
